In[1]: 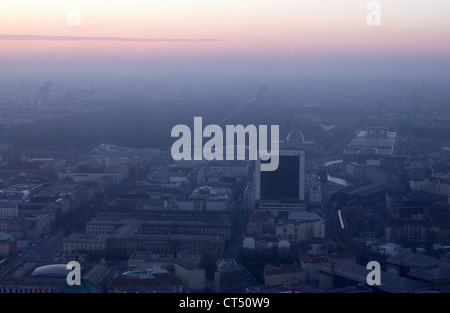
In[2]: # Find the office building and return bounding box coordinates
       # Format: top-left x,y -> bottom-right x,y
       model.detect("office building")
256,149 -> 305,201
214,259 -> 243,293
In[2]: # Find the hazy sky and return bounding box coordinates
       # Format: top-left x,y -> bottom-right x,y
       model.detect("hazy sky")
1,0 -> 450,81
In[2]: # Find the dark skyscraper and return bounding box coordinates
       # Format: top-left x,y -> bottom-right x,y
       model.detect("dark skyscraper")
255,149 -> 305,201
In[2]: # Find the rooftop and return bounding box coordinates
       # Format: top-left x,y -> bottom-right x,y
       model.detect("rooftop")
128,252 -> 199,271
31,264 -> 71,277
264,264 -> 304,276
300,253 -> 331,264
320,260 -> 431,293
216,259 -> 241,272
387,251 -> 444,269
287,211 -> 324,222
108,272 -> 182,287
0,232 -> 14,241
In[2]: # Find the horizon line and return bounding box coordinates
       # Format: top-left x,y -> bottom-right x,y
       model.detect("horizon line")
0,34 -> 223,42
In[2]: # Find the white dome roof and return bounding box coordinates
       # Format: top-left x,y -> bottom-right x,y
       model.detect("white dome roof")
286,130 -> 304,143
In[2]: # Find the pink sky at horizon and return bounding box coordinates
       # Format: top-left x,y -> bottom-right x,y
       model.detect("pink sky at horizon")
1,0 -> 450,81
0,0 -> 449,58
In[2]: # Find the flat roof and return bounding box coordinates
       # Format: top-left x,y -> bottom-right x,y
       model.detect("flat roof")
128,252 -> 199,271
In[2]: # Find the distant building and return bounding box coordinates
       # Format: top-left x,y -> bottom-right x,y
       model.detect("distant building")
343,127 -> 397,164
309,186 -> 322,204
275,211 -> 325,242
257,200 -> 306,217
189,185 -> 232,201
246,210 -> 275,236
378,243 -> 402,256
387,251 -> 444,276
24,212 -> 54,239
0,144 -> 13,166
345,162 -> 397,184
214,259 -> 243,293
147,165 -> 198,198
0,216 -> 24,239
385,219 -> 427,243
300,253 -> 357,282
263,264 -> 305,286
386,192 -> 431,219
32,264 -> 102,294
256,149 -> 305,201
0,263 -> 60,293
83,261 -> 115,292
58,164 -> 129,186
242,235 -> 290,260
319,260 -> 431,293
33,182 -> 89,212
387,251 -> 450,292
424,177 -> 450,198
428,220 -> 450,244
0,203 -> 18,217
107,266 -> 183,293
38,81 -> 52,105
128,251 -> 206,292
208,160 -> 250,178
243,182 -> 256,212
282,130 -> 324,159
63,233 -> 108,256
18,200 -> 68,223
204,169 -> 224,185
64,218 -> 226,259
1,183 -> 45,203
300,254 -> 332,282
0,232 -> 16,257
0,162 -> 53,178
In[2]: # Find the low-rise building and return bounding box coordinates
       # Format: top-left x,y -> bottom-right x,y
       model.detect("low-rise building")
319,260 -> 431,293
275,211 -> 325,242
214,259 -> 243,293
385,219 -> 427,243
107,266 -> 183,293
128,251 -> 206,292
58,165 -> 129,186
263,264 -> 305,286
0,202 -> 18,217
34,182 -> 89,212
24,212 -> 54,239
0,216 -> 24,239
63,233 -> 108,255
387,251 -> 450,292
300,254 -> 332,282
0,232 -> 16,257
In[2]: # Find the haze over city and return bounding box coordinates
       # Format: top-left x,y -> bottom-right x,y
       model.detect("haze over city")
1,0 -> 450,88
1,0 -> 450,299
